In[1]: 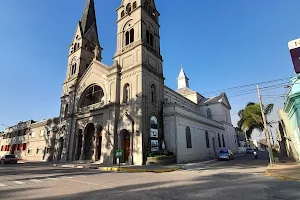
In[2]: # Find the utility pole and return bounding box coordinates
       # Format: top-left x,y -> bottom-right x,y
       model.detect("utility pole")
256,85 -> 274,166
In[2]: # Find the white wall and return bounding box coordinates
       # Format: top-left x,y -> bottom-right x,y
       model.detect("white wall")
164,104 -> 226,163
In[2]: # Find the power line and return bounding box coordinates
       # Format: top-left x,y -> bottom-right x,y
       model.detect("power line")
202,77 -> 290,95
227,82 -> 289,98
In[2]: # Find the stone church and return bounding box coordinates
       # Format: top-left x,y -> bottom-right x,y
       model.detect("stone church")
55,0 -> 238,165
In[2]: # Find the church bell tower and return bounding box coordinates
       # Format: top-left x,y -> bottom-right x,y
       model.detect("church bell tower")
58,0 -> 102,161
114,0 -> 164,164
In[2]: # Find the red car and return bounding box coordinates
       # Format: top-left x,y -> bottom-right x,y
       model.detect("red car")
0,155 -> 18,164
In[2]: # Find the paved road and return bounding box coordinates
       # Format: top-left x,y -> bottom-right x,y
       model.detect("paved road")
0,152 -> 299,200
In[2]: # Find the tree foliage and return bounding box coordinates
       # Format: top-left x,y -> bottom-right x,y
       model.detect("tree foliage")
237,102 -> 274,139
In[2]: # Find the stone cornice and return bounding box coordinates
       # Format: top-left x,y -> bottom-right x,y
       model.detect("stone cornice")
163,104 -> 225,130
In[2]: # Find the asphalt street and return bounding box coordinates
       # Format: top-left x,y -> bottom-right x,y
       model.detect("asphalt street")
0,152 -> 299,200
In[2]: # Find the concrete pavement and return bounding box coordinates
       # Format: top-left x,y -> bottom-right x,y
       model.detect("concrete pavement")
266,162 -> 300,181
0,152 -> 299,200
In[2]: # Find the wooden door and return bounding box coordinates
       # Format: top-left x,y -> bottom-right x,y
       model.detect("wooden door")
124,136 -> 130,162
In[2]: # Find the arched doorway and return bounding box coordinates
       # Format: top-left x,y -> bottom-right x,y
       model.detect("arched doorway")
120,129 -> 130,163
97,126 -> 103,161
84,123 -> 95,160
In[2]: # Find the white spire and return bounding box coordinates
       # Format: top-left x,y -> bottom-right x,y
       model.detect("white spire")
178,64 -> 187,79
177,65 -> 189,89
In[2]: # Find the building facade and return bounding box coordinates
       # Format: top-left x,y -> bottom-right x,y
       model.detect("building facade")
1,0 -> 239,165
0,120 -> 34,158
0,119 -> 59,161
277,76 -> 300,162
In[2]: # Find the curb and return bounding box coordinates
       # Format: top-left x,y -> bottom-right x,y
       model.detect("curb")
98,166 -> 182,173
265,169 -> 300,182
51,164 -> 99,169
51,164 -> 181,173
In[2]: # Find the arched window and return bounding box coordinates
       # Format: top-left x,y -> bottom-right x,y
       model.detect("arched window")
218,133 -> 221,147
64,104 -> 69,117
130,29 -> 134,44
205,131 -> 210,148
125,29 -> 134,46
146,30 -> 154,47
222,134 -> 226,147
80,85 -> 104,108
71,63 -> 77,75
186,127 -> 192,148
125,31 -> 130,45
207,108 -> 212,119
133,1 -> 137,9
123,83 -> 130,103
151,84 -> 156,103
126,3 -> 132,13
121,10 -> 125,18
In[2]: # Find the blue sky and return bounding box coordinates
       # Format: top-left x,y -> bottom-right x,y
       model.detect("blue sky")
0,0 -> 299,139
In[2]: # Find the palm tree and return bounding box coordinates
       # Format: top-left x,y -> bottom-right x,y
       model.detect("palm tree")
237,102 -> 274,139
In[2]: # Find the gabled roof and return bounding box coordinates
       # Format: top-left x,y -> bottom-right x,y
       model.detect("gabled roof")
80,0 -> 98,36
203,92 -> 231,109
176,87 -> 195,96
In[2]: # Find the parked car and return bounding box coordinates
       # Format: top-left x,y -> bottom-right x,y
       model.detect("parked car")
218,150 -> 234,161
246,148 -> 254,154
0,155 -> 18,164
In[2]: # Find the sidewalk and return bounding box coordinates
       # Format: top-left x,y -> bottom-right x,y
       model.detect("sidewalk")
265,163 -> 300,181
51,162 -> 181,173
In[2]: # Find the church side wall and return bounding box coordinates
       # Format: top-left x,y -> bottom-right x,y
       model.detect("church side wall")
164,105 -> 225,163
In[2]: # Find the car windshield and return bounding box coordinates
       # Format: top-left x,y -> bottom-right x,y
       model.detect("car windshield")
220,150 -> 228,153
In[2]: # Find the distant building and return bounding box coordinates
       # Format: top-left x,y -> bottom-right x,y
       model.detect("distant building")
277,76 -> 300,162
0,119 -> 59,161
0,120 -> 35,158
235,127 -> 247,147
26,118 -> 59,161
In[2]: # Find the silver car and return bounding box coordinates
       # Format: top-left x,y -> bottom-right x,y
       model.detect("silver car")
218,150 -> 234,161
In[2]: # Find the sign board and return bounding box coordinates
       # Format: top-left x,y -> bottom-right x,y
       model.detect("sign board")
288,38 -> 300,73
116,150 -> 123,157
151,140 -> 159,152
150,128 -> 158,138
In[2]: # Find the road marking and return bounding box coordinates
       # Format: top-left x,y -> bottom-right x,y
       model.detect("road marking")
14,181 -> 25,185
31,179 -> 43,183
0,183 -> 7,187
47,178 -> 58,181
65,176 -> 73,179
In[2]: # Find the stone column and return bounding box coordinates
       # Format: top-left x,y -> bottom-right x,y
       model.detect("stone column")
80,134 -> 85,160
74,131 -> 79,160
93,130 -> 98,162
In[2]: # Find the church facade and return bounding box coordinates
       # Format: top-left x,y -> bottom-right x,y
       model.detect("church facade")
53,0 -> 239,165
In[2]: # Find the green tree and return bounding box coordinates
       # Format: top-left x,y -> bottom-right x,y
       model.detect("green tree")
237,102 -> 274,139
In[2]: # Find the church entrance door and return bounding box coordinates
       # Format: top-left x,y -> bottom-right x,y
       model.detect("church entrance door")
121,129 -> 130,163
84,123 -> 95,160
